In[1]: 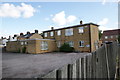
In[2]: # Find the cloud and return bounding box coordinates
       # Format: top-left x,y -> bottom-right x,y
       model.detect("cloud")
102,0 -> 106,5
98,18 -> 109,31
38,5 -> 41,8
98,18 -> 109,25
0,3 -> 36,18
45,17 -> 49,21
52,11 -> 77,26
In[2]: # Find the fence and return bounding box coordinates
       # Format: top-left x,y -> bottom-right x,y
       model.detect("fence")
39,42 -> 119,79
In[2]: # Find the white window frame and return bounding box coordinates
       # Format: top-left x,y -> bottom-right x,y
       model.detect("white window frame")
21,42 -> 24,45
50,31 -> 54,36
79,41 -> 84,47
67,41 -> 74,47
25,42 -> 27,45
57,41 -> 61,48
78,27 -> 84,33
116,35 -> 118,38
41,41 -> 48,50
105,36 -> 108,39
110,36 -> 113,38
65,28 -> 73,36
44,33 -> 47,37
57,30 -> 61,36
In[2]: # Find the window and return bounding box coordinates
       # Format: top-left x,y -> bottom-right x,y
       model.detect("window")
50,31 -> 54,36
105,36 -> 108,39
44,33 -> 47,37
21,42 -> 24,45
110,36 -> 113,38
41,41 -> 48,50
78,27 -> 84,33
79,41 -> 84,47
57,41 -> 61,48
67,41 -> 74,47
57,30 -> 61,36
65,28 -> 73,36
25,42 -> 27,45
116,35 -> 118,38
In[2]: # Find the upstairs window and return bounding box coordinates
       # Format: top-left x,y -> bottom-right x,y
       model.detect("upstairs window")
78,27 -> 84,33
105,36 -> 108,39
21,42 -> 24,45
57,30 -> 61,36
79,41 -> 84,47
116,35 -> 118,38
50,31 -> 54,36
41,41 -> 48,50
110,36 -> 113,38
65,28 -> 73,36
44,33 -> 47,37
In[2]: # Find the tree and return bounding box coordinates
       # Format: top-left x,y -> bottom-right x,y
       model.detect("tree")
118,35 -> 120,43
59,43 -> 74,52
99,30 -> 103,40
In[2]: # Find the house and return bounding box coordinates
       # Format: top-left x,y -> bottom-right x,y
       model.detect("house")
6,21 -> 100,53
17,30 -> 43,40
43,21 -> 99,52
101,29 -> 120,43
0,37 -> 8,47
6,39 -> 57,54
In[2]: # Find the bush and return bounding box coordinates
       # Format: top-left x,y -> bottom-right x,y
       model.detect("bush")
59,43 -> 74,52
22,47 -> 26,53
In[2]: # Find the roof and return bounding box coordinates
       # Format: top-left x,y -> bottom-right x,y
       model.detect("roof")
43,23 -> 99,32
103,29 -> 120,36
20,33 -> 34,38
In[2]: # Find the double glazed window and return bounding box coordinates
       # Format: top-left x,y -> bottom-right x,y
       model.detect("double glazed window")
105,36 -> 108,39
65,28 -> 73,36
57,41 -> 61,48
41,41 -> 48,50
50,31 -> 54,36
57,30 -> 61,36
79,41 -> 84,47
78,27 -> 84,33
67,41 -> 74,47
44,33 -> 47,37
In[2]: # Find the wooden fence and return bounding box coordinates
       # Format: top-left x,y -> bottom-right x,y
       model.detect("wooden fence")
39,42 -> 119,79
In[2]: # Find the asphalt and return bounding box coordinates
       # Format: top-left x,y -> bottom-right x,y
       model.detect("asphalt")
2,52 -> 89,78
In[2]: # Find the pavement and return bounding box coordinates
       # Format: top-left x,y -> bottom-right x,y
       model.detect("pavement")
2,52 -> 90,78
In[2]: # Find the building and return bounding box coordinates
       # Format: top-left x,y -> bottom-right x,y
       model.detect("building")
6,39 -> 57,54
6,21 -> 100,53
101,29 -> 120,43
0,37 -> 8,47
17,30 -> 43,40
43,21 -> 99,52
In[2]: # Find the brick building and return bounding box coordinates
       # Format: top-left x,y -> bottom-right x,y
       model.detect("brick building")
101,29 -> 120,43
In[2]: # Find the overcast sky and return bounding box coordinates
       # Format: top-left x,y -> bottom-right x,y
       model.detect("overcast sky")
0,2 -> 118,38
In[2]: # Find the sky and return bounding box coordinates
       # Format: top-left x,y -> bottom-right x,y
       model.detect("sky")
0,1 -> 118,38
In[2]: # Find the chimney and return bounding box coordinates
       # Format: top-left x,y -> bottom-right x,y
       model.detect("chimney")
20,33 -> 24,36
35,30 -> 38,33
14,34 -> 17,37
80,20 -> 83,24
27,31 -> 30,34
51,27 -> 54,30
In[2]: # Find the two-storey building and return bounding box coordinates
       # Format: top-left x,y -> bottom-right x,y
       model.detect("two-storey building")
43,21 -> 99,52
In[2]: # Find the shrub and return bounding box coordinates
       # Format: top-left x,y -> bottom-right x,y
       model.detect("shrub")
59,43 -> 74,52
22,47 -> 26,53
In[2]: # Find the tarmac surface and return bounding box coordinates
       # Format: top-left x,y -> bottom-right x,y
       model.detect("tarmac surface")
2,52 -> 89,78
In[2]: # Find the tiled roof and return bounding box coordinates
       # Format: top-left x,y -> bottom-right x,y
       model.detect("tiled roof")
20,33 -> 34,38
103,29 -> 120,36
